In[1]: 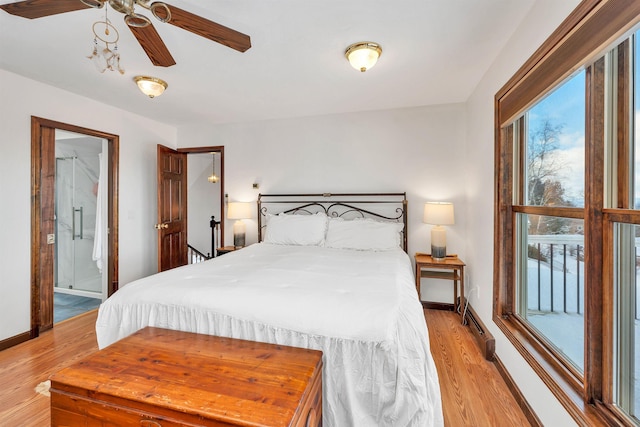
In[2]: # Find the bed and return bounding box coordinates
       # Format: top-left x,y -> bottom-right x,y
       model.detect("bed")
95,193 -> 444,426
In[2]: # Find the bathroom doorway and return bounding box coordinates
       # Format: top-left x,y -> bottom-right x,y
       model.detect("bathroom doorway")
53,130 -> 107,322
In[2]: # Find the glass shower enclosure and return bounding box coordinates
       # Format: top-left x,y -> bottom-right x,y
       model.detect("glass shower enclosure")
54,132 -> 105,299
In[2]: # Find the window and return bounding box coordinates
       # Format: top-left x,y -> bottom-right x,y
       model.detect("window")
525,72 -> 586,209
495,1 -> 640,425
612,222 -> 639,421
518,214 -> 585,371
609,32 -> 640,422
515,71 -> 587,374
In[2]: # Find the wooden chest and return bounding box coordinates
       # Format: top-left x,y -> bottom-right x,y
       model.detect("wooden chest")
50,327 -> 323,427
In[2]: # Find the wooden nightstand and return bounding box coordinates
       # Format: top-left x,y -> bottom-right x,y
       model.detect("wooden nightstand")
415,253 -> 465,315
216,245 -> 237,255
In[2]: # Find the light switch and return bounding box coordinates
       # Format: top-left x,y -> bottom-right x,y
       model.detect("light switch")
47,234 -> 55,244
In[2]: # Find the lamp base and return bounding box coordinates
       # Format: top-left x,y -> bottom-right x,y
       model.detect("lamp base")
233,220 -> 246,249
233,233 -> 245,249
430,225 -> 447,261
431,245 -> 446,260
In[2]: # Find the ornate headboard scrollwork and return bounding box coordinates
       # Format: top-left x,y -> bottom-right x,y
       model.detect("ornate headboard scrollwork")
257,192 -> 408,252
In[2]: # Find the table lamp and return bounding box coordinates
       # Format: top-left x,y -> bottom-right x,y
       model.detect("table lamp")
227,202 -> 252,248
423,202 -> 455,260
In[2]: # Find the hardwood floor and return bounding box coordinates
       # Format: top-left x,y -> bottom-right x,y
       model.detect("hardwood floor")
0,308 -> 531,426
426,309 -> 532,426
0,310 -> 99,426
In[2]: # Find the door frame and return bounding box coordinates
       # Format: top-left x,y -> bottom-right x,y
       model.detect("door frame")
31,116 -> 119,336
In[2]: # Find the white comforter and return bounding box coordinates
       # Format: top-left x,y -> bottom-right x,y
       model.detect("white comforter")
96,243 -> 444,426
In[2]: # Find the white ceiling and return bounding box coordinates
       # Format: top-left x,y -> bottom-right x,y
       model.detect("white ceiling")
0,0 -> 535,127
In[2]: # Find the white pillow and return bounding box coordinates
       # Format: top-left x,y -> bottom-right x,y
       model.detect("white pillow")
324,218 -> 404,251
263,212 -> 328,246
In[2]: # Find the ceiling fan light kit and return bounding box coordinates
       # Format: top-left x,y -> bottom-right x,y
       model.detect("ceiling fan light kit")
134,75 -> 167,98
345,42 -> 382,72
103,0 -> 133,15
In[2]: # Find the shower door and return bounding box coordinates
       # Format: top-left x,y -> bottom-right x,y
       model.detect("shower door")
55,153 -> 102,295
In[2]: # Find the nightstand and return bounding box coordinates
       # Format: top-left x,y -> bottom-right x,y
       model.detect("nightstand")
216,246 -> 237,256
415,253 -> 465,315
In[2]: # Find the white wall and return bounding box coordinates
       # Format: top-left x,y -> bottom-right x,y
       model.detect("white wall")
0,69 -> 176,341
465,0 -> 581,425
178,104 -> 467,302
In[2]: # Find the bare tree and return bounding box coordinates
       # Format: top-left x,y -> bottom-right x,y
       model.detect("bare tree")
527,118 -> 573,235
527,118 -> 565,206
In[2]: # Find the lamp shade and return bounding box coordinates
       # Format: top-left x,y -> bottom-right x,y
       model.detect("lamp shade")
423,202 -> 454,225
227,202 -> 252,220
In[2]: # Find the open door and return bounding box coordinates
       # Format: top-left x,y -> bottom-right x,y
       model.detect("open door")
156,144 -> 188,271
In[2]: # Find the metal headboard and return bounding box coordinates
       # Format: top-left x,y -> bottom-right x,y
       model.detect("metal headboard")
257,192 -> 408,252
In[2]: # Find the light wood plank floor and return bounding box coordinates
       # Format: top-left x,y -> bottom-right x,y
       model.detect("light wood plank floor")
426,309 -> 532,426
0,309 -> 531,426
0,310 -> 99,426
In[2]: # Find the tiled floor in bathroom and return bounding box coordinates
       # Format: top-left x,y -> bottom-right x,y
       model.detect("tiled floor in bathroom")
54,293 -> 101,323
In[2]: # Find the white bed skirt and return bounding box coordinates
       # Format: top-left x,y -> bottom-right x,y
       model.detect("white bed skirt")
96,244 -> 444,426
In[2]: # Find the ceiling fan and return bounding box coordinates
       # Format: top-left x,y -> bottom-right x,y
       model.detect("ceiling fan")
0,0 -> 252,67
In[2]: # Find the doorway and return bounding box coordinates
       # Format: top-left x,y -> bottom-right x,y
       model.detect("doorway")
156,145 -> 224,272
181,146 -> 225,264
187,151 -> 224,257
53,130 -> 107,322
31,117 -> 119,336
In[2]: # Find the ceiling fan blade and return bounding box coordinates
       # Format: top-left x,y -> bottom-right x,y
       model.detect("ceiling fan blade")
160,4 -> 251,53
0,0 -> 91,19
128,22 -> 176,67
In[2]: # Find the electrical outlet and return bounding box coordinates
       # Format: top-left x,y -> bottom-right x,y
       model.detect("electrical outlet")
467,286 -> 479,301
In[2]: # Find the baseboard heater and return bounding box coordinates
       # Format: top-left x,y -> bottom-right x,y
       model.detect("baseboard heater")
459,297 -> 495,361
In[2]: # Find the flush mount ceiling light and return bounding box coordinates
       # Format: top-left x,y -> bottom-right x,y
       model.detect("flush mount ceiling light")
133,76 -> 167,98
345,41 -> 382,72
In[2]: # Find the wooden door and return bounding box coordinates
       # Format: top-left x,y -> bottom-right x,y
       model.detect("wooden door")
157,145 -> 188,271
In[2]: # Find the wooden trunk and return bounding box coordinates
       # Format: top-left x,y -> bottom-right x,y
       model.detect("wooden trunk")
50,327 -> 322,427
